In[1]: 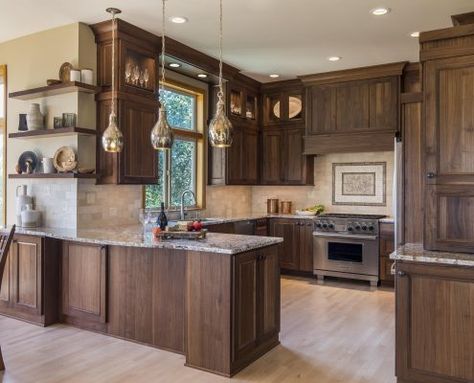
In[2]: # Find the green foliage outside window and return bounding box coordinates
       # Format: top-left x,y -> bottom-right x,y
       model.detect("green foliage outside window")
145,87 -> 197,209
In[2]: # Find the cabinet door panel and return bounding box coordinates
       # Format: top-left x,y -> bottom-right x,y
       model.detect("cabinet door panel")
62,242 -> 107,325
243,128 -> 258,184
227,126 -> 243,184
425,184 -> 474,252
396,262 -> 474,382
119,99 -> 158,184
425,57 -> 474,184
299,222 -> 314,272
11,236 -> 42,314
286,128 -> 306,184
233,251 -> 258,360
261,130 -> 283,184
259,247 -> 280,341
270,219 -> 298,270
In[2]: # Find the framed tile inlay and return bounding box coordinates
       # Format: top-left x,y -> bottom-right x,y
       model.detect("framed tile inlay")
333,162 -> 386,206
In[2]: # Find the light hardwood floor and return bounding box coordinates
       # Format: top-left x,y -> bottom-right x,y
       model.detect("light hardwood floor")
0,277 -> 395,383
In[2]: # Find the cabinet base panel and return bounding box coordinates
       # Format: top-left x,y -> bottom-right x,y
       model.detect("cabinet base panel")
0,312 -> 46,327
185,336 -> 280,377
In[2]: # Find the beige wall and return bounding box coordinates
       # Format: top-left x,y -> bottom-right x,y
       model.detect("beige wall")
0,23 -> 97,228
251,151 -> 394,217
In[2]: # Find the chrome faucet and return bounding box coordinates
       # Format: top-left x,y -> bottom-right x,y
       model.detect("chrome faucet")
180,190 -> 196,220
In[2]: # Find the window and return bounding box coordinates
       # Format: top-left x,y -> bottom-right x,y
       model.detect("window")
0,65 -> 6,225
145,82 -> 205,210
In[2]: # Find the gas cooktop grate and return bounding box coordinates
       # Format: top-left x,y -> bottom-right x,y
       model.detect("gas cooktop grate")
318,213 -> 386,219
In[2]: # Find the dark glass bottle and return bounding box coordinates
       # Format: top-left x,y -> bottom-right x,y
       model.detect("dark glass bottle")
157,202 -> 168,230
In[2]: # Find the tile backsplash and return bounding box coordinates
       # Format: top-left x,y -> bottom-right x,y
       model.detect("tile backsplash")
77,181 -> 142,228
251,152 -> 394,217
11,179 -> 77,229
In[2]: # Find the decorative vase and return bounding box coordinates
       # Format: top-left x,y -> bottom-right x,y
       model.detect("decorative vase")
26,103 -> 44,130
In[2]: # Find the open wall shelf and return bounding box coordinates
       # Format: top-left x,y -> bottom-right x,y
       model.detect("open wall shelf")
8,173 -> 98,179
9,127 -> 97,139
9,81 -> 100,100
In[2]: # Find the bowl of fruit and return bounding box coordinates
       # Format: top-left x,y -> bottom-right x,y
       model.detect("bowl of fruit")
295,204 -> 325,216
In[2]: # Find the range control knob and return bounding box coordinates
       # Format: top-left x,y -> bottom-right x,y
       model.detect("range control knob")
322,223 -> 328,229
355,225 -> 361,230
362,225 -> 367,231
347,226 -> 353,232
328,223 -> 335,229
316,222 -> 322,228
368,225 -> 375,231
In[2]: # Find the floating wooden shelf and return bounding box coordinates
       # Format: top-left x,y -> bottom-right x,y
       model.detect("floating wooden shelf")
9,81 -> 100,100
8,173 -> 98,179
9,127 -> 97,139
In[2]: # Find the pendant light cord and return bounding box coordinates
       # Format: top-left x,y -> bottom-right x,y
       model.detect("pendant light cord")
160,0 -> 166,107
217,0 -> 224,105
111,11 -> 116,115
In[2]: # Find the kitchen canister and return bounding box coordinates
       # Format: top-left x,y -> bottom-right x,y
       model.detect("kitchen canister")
42,157 -> 55,174
267,198 -> 279,214
280,201 -> 293,214
26,103 -> 44,130
81,68 -> 94,85
70,69 -> 81,82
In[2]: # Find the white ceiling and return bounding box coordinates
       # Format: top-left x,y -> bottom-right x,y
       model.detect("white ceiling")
0,0 -> 473,82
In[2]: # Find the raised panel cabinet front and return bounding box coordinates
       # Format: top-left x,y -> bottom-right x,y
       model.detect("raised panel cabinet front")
61,242 -> 107,326
233,251 -> 258,361
396,262 -> 474,383
119,99 -> 158,184
270,219 -> 299,270
261,129 -> 283,184
11,235 -> 42,315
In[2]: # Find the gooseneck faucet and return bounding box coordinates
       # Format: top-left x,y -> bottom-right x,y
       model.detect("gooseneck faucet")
180,190 -> 197,220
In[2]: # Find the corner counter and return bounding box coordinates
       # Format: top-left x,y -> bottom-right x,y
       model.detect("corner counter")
0,225 -> 283,377
391,243 -> 474,383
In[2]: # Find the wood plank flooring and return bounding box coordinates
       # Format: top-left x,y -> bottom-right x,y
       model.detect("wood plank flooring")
0,277 -> 395,383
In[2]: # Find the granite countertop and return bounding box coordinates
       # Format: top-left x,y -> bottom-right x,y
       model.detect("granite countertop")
201,214 -> 322,224
1,225 -> 283,255
379,217 -> 394,224
390,243 -> 474,267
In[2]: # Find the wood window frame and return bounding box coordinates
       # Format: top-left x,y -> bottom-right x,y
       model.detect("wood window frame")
143,79 -> 206,210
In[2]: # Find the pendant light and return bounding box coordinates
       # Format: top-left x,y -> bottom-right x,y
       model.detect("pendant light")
151,0 -> 174,150
102,7 -> 124,153
208,0 -> 233,148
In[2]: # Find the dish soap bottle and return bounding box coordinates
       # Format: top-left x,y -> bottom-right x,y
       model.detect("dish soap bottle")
157,202 -> 168,230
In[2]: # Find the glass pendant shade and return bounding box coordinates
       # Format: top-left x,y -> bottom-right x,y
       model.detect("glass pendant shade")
151,107 -> 174,150
209,100 -> 233,148
102,111 -> 123,152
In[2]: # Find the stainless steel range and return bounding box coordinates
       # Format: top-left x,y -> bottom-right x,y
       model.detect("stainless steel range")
313,213 -> 386,286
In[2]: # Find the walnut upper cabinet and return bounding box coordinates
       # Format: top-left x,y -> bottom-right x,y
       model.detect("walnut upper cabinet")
91,19 -> 159,185
421,25 -> 474,253
301,62 -> 406,154
208,76 -> 260,185
260,80 -> 314,186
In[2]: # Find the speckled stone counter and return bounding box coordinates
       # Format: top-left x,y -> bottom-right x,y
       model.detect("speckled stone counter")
1,225 -> 283,255
390,242 -> 474,267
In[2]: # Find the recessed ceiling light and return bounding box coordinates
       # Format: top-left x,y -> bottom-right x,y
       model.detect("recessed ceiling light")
169,63 -> 181,68
410,31 -> 420,38
371,7 -> 390,16
197,73 -> 208,78
169,16 -> 188,24
269,74 -> 280,78
328,56 -> 341,62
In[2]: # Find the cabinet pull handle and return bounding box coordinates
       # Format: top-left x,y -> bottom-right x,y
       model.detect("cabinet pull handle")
426,172 -> 436,179
397,270 -> 406,277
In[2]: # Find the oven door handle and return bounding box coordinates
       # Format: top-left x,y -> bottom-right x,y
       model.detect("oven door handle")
312,232 -> 378,241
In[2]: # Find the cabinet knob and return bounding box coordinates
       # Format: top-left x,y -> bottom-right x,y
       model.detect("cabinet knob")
426,172 -> 436,179
397,270 -> 407,277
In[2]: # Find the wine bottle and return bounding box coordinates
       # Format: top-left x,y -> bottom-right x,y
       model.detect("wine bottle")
157,202 -> 168,230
